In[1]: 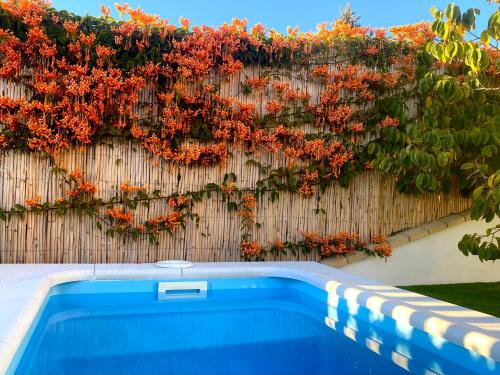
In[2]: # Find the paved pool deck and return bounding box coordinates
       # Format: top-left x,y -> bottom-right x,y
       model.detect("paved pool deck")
0,262 -> 499,373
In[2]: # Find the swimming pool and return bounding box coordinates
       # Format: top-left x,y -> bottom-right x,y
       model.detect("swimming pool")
5,272 -> 500,375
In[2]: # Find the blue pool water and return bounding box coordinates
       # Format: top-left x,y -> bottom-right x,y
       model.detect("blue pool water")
8,278 -> 500,375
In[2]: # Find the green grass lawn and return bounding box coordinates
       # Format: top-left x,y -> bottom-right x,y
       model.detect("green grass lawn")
399,282 -> 500,318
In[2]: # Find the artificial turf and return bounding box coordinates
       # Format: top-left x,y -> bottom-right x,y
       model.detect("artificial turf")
399,282 -> 500,318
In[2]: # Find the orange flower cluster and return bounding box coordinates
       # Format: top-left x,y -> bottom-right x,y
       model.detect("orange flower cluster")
105,207 -> 133,225
146,211 -> 182,231
240,241 -> 261,257
299,183 -> 314,196
238,193 -> 256,224
239,231 -> 392,260
0,2 -> 440,256
316,20 -> 370,41
305,170 -> 319,180
0,1 -> 149,154
311,65 -> 330,82
299,170 -> 320,197
272,239 -> 285,252
66,169 -> 97,198
0,134 -> 8,148
25,195 -> 41,208
326,105 -> 352,133
168,194 -> 190,209
389,22 -> 435,48
63,20 -> 79,35
371,234 -> 392,257
284,139 -> 353,178
265,101 -> 284,116
221,182 -> 237,195
246,76 -> 270,91
349,122 -> 365,134
120,183 -> 146,193
365,45 -> 379,56
0,0 -> 431,185
302,231 -> 364,257
140,136 -> 228,167
0,29 -> 21,78
379,116 -> 400,129
308,64 -> 405,134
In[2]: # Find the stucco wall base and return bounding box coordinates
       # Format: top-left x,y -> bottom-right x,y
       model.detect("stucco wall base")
339,218 -> 500,285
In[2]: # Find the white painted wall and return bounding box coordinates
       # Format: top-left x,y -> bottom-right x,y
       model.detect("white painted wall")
341,219 -> 500,286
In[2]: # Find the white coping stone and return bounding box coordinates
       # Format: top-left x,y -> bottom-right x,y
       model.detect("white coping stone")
0,262 -> 499,374
95,263 -> 182,279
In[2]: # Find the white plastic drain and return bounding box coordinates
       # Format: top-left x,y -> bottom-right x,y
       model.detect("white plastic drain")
154,260 -> 193,269
157,281 -> 207,300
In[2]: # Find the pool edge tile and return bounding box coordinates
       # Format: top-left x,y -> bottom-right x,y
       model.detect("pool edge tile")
0,264 -> 94,375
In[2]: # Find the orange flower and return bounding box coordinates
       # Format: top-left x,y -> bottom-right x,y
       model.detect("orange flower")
311,65 -> 330,82
265,101 -> 284,115
96,45 -> 115,62
101,5 -> 110,17
299,182 -> 314,196
374,243 -> 392,257
120,183 -> 146,193
379,116 -> 400,129
106,207 -> 133,225
349,122 -> 365,134
371,234 -> 387,244
389,22 -> 435,47
304,170 -> 319,182
68,169 -> 82,181
114,3 -> 129,16
273,240 -> 285,251
326,105 -> 351,133
77,181 -> 97,194
239,193 -> 256,216
246,76 -> 269,91
302,231 -> 321,249
179,16 -> 190,30
374,28 -> 386,39
25,195 -> 41,208
66,170 -> 97,198
63,20 -> 79,35
319,20 -> 369,39
168,194 -> 190,209
0,134 -> 8,147
272,82 -> 288,94
251,23 -> 266,37
365,45 -> 378,56
240,241 -> 261,257
130,125 -> 148,139
79,32 -> 96,47
221,182 -> 236,195
147,212 -> 182,230
371,234 -> 392,257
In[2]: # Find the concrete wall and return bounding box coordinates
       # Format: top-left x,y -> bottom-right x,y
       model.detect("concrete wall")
341,219 -> 500,286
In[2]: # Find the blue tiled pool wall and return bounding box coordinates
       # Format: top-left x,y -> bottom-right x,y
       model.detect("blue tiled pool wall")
8,277 -> 500,375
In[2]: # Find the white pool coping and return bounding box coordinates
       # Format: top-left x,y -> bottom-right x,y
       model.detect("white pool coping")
0,262 -> 499,373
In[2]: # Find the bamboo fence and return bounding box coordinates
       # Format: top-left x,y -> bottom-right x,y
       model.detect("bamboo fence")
0,63 -> 471,263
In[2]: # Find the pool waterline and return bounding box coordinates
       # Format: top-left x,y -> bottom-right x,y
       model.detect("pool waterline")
1,262 -> 500,374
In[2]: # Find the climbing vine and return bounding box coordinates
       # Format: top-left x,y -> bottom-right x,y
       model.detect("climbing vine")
0,0 -> 497,261
368,2 -> 500,261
